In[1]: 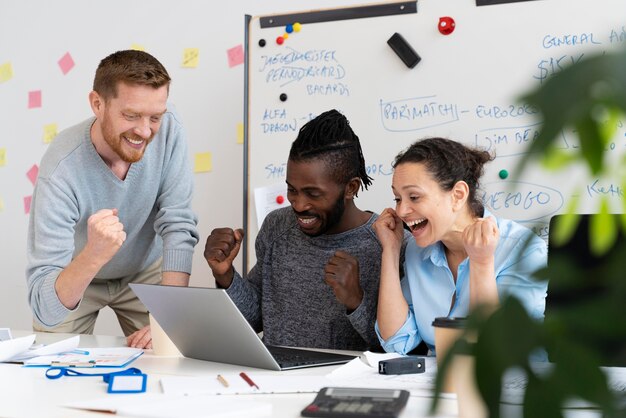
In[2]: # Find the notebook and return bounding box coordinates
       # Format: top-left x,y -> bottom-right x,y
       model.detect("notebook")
129,283 -> 356,370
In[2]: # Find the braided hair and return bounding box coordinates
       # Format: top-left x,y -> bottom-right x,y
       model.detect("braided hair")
289,109 -> 373,195
393,137 -> 494,217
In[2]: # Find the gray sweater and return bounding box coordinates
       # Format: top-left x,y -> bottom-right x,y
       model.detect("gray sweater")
26,110 -> 199,327
227,206 -> 387,351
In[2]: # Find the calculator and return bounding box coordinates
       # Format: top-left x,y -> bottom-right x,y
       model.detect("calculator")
301,387 -> 410,418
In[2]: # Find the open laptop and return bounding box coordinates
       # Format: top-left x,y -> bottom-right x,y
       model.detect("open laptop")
546,213 -> 625,366
129,283 -> 357,370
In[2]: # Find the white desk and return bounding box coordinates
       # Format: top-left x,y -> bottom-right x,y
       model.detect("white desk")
0,331 -> 606,418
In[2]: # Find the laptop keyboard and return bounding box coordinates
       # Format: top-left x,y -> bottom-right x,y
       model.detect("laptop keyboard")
266,345 -> 355,368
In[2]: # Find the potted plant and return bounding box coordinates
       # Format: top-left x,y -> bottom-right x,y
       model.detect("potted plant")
432,48 -> 626,418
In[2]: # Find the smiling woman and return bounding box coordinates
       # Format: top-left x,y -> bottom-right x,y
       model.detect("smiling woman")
372,137 -> 548,355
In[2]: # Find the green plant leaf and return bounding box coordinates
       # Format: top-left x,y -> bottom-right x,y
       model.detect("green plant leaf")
523,375 -> 564,418
590,199 -> 617,255
551,212 -> 581,247
599,108 -> 620,146
516,49 -> 626,179
540,147 -> 579,171
575,114 -> 605,175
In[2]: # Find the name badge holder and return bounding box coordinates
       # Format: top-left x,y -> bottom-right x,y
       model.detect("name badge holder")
45,366 -> 147,393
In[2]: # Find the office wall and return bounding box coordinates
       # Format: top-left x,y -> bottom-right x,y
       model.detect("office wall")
244,0 -> 626,268
0,0 -> 365,335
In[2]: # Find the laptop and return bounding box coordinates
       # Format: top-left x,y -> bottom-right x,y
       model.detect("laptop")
546,213 -> 625,366
129,283 -> 357,370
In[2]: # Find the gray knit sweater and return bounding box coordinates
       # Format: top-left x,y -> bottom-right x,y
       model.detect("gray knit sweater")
26,111 -> 199,327
227,206 -> 389,351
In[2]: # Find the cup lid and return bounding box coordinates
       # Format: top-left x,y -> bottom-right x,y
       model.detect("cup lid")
432,316 -> 467,328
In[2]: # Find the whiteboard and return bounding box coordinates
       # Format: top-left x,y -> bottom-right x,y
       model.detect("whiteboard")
245,0 -> 626,270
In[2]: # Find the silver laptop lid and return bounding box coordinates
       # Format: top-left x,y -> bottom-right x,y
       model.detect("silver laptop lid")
129,283 -> 281,370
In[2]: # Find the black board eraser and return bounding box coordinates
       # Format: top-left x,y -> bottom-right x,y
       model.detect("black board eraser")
387,32 -> 421,68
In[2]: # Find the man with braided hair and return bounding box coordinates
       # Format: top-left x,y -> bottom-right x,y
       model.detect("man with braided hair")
205,109 -> 408,351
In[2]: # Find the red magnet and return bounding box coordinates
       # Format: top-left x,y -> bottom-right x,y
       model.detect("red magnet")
276,195 -> 285,204
438,16 -> 455,35
276,36 -> 285,45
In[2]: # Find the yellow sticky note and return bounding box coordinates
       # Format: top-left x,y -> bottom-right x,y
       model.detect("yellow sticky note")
236,122 -> 244,144
0,148 -> 6,166
130,43 -> 145,51
0,62 -> 13,83
182,48 -> 199,68
43,123 -> 58,143
194,152 -> 212,173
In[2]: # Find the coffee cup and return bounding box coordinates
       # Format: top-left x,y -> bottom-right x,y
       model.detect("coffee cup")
149,313 -> 182,357
432,316 -> 468,393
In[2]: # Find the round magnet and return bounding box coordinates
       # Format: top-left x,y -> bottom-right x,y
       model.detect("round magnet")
276,195 -> 285,204
276,36 -> 285,45
293,22 -> 302,32
279,93 -> 288,102
499,169 -> 509,179
438,16 -> 455,35
258,39 -> 266,47
286,24 -> 294,34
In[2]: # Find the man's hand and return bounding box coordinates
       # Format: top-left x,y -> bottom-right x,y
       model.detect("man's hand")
204,228 -> 244,287
127,325 -> 152,349
324,251 -> 364,312
84,208 -> 126,266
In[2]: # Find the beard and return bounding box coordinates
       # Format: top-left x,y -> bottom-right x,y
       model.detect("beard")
304,194 -> 345,237
101,112 -> 153,163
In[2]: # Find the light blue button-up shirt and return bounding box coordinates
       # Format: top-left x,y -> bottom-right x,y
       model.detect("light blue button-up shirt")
376,210 -> 548,355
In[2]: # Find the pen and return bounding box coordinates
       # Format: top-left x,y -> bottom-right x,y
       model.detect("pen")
217,374 -> 229,387
70,349 -> 90,355
239,372 -> 259,390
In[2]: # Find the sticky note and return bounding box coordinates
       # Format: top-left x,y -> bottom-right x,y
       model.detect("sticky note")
182,48 -> 199,68
194,152 -> 212,173
0,62 -> 13,83
24,195 -> 32,214
236,122 -> 244,144
227,44 -> 244,68
0,148 -> 6,166
43,123 -> 58,143
27,164 -> 39,185
58,52 -> 75,75
130,44 -> 145,51
28,90 -> 42,109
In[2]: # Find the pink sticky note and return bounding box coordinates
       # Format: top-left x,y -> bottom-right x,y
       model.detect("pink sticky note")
227,44 -> 244,68
27,164 -> 39,185
58,52 -> 75,75
28,90 -> 42,109
24,195 -> 32,214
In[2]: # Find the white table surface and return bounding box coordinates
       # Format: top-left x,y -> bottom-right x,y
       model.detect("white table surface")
0,331 -> 606,418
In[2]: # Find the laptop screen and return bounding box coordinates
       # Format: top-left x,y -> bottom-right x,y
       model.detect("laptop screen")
546,214 -> 625,366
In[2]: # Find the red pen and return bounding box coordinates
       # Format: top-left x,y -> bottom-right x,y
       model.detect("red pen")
239,372 -> 259,390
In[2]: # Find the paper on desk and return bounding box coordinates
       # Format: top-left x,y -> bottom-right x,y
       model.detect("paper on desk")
23,346 -> 143,367
11,335 -> 80,362
326,351 -> 440,397
161,372 -> 330,396
65,393 -> 273,418
0,334 -> 36,362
